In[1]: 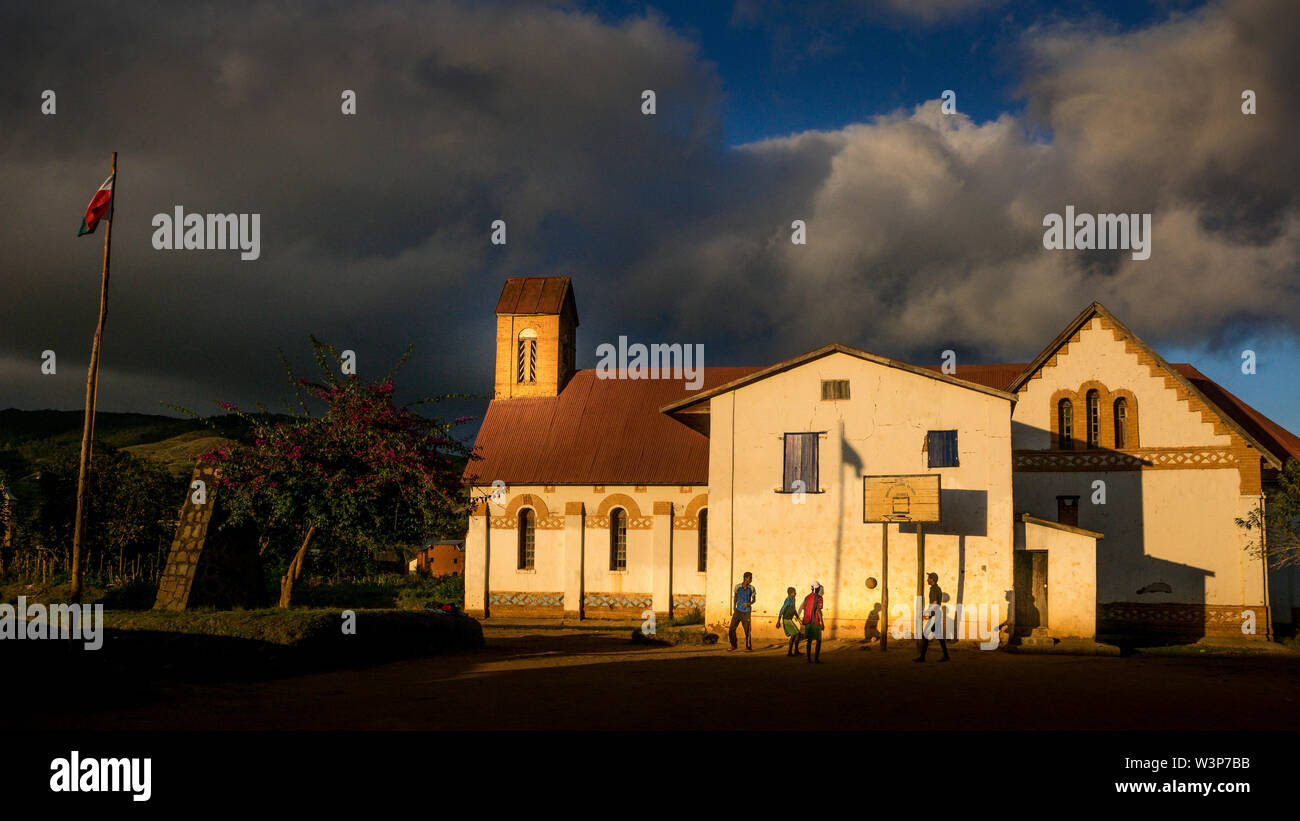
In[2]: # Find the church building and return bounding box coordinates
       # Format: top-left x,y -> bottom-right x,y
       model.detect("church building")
464,276 -> 1300,644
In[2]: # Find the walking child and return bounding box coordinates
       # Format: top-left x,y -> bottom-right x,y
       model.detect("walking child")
777,586 -> 802,656
801,582 -> 825,664
729,572 -> 757,651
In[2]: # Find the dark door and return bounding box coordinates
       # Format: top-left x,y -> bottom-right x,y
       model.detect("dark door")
1014,550 -> 1049,635
1057,495 -> 1079,527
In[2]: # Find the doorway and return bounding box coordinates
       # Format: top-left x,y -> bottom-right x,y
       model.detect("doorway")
1014,550 -> 1048,636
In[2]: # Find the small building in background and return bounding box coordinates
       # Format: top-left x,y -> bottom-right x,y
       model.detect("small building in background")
415,540 -> 466,576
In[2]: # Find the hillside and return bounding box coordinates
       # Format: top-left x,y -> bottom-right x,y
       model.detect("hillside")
0,409 -> 245,476
0,409 -> 471,478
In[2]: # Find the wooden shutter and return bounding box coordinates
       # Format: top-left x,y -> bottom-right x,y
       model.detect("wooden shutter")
783,433 -> 820,492
927,430 -> 959,468
784,433 -> 801,492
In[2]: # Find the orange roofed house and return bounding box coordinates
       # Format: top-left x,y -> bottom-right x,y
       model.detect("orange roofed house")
463,276 -> 1300,644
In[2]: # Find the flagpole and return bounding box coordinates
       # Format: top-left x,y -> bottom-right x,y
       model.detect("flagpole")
70,151 -> 116,602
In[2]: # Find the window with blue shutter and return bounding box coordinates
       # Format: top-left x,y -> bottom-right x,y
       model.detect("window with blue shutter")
927,430 -> 959,468
783,432 -> 820,493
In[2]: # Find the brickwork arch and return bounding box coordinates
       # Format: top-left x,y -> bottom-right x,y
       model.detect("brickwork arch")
504,493 -> 551,520
596,493 -> 643,520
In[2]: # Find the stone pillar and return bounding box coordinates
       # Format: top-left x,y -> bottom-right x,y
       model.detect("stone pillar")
563,501 -> 585,620
153,463 -> 219,610
652,501 -> 673,621
464,501 -> 490,619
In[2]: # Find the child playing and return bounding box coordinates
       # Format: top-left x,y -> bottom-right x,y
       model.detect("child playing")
801,582 -> 825,664
776,586 -> 803,656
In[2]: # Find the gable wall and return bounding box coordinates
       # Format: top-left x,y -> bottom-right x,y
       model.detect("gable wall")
1009,314 -> 1269,636
705,351 -> 1014,641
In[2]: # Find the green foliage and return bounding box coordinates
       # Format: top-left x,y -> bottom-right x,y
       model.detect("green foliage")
102,578 -> 161,610
0,442 -> 185,584
1237,458 -> 1300,569
669,607 -> 704,626
396,574 -> 464,610
292,573 -> 464,610
202,338 -> 477,594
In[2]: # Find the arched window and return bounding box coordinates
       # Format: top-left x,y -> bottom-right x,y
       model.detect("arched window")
517,509 -> 535,570
1057,399 -> 1074,449
517,328 -> 538,384
609,508 -> 627,571
1086,390 -> 1100,448
1114,397 -> 1129,449
697,509 -> 708,573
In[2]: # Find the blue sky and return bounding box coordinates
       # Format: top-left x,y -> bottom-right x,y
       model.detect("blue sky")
590,0 -> 1206,142
572,0 -> 1299,430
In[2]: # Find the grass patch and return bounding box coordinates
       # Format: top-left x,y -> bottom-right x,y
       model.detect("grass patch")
104,607 -> 482,650
294,574 -> 464,611
669,607 -> 704,627
1,578 -> 158,610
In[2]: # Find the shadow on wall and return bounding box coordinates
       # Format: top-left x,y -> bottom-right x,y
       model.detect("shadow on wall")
900,488 -> 987,633
1012,421 -> 1214,643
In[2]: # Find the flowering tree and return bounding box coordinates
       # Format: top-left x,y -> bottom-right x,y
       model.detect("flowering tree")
1238,458 -> 1300,569
201,341 -> 474,607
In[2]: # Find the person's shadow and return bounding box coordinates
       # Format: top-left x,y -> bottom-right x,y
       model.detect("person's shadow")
862,603 -> 883,646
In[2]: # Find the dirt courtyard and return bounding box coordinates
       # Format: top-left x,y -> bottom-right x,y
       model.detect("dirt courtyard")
31,627 -> 1300,731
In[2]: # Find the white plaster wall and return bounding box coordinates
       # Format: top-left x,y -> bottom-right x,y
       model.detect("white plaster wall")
1013,470 -> 1265,606
705,352 -> 1015,638
1018,520 -> 1098,638
1012,317 -> 1230,449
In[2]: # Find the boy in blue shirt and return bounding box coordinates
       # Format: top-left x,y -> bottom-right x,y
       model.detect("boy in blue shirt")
729,572 -> 756,651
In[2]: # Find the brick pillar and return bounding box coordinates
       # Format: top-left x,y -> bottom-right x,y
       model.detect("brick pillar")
564,501 -> 585,620
652,501 -> 673,621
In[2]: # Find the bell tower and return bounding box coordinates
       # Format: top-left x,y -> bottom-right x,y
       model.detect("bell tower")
494,276 -> 579,399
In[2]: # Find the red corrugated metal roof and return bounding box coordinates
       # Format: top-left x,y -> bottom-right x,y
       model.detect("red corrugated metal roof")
920,363 -> 1028,391
464,367 -> 758,485
495,276 -> 575,318
1172,364 -> 1300,466
466,358 -> 1300,486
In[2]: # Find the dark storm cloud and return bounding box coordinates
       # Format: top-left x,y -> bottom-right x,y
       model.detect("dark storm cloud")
0,0 -> 1297,423
0,0 -> 724,416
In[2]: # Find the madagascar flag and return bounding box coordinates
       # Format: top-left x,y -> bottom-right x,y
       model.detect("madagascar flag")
77,173 -> 114,236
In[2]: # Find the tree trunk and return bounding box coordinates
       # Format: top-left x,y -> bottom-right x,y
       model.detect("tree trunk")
278,525 -> 317,608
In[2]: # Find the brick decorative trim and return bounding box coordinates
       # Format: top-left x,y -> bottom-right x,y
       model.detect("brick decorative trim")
1098,602 -> 1268,639
584,592 -> 653,617
587,515 -> 652,530
672,594 -> 706,615
488,590 -> 565,618
1014,447 -> 1238,472
489,591 -> 565,608
675,494 -> 708,529
491,513 -> 564,529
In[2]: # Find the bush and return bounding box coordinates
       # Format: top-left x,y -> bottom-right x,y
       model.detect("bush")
101,579 -> 160,610
396,574 -> 464,610
670,607 -> 704,627
290,573 -> 465,611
